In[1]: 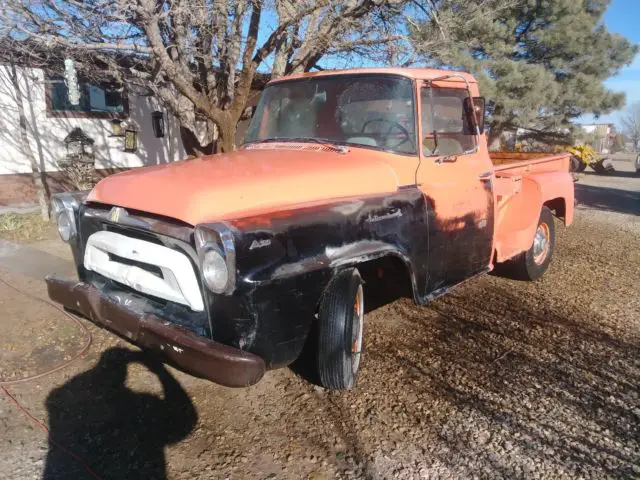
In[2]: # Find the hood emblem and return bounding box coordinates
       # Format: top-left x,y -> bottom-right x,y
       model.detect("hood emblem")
249,239 -> 271,250
109,206 -> 127,223
365,209 -> 402,223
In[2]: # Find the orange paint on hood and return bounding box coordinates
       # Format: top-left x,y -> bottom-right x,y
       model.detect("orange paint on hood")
87,147 -> 403,225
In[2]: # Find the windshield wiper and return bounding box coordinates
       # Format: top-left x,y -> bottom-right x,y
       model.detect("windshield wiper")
247,137 -> 349,152
253,136 -> 331,144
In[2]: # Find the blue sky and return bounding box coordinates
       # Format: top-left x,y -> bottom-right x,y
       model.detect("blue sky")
256,2 -> 638,127
581,0 -> 640,126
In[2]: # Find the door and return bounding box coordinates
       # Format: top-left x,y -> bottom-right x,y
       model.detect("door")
416,83 -> 494,295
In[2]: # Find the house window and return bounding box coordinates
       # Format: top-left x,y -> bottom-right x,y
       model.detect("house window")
47,76 -> 128,118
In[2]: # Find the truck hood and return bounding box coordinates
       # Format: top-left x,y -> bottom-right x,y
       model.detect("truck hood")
87,147 -> 401,225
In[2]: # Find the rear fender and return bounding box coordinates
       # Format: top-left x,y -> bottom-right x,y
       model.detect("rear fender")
494,171 -> 574,263
531,172 -> 575,226
494,176 -> 543,262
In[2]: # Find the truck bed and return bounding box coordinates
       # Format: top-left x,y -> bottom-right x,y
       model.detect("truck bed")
490,152 -> 570,175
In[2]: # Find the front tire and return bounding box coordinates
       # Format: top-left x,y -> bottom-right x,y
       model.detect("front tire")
512,206 -> 555,281
317,269 -> 364,390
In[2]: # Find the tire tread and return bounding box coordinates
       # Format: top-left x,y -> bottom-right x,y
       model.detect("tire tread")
317,269 -> 361,390
511,206 -> 555,281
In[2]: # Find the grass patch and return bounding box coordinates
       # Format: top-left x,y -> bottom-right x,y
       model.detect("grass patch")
0,212 -> 57,243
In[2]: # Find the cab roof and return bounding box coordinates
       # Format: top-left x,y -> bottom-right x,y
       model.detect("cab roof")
268,67 -> 477,85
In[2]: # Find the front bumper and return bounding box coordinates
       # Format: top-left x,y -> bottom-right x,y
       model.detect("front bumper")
46,276 -> 266,387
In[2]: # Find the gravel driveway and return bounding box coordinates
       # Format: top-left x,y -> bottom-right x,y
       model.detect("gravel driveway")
0,160 -> 638,480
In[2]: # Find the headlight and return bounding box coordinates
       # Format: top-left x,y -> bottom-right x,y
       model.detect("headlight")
202,249 -> 229,293
56,209 -> 74,242
52,192 -> 87,243
195,223 -> 236,295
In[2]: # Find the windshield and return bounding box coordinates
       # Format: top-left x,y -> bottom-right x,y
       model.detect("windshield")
243,75 -> 417,155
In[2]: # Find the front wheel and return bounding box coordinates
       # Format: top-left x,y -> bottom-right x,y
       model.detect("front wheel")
512,206 -> 556,281
317,269 -> 364,390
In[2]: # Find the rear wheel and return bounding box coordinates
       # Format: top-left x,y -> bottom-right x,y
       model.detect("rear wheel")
512,206 -> 555,281
317,269 -> 364,390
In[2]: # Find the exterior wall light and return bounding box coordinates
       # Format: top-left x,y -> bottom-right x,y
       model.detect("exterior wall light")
110,119 -> 123,137
124,128 -> 138,152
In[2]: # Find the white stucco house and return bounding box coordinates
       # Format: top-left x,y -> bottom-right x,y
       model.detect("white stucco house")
0,63 -> 188,205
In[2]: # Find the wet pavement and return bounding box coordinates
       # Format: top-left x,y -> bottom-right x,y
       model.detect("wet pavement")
0,239 -> 74,280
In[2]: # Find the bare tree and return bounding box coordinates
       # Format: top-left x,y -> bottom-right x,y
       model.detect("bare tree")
5,61 -> 51,220
1,0 -> 408,154
621,101 -> 640,152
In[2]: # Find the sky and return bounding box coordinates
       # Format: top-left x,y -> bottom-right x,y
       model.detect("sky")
580,0 -> 640,126
258,2 -> 638,127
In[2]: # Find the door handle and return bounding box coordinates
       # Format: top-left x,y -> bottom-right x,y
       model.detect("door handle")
478,172 -> 492,180
436,155 -> 458,164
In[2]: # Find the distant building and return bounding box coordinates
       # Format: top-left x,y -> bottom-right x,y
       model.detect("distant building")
0,63 -> 189,206
580,123 -> 616,153
0,61 -> 264,206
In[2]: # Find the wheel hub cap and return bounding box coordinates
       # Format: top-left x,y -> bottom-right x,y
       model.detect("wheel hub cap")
351,284 -> 364,374
533,223 -> 550,265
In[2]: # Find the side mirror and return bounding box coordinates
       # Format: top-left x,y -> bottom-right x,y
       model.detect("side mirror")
464,96 -> 485,134
240,105 -> 256,121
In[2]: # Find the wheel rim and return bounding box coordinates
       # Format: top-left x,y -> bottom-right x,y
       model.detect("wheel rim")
350,284 -> 364,374
533,223 -> 550,265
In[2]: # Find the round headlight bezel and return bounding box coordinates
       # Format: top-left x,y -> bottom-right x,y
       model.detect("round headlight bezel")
51,193 -> 84,244
56,210 -> 73,242
201,248 -> 229,294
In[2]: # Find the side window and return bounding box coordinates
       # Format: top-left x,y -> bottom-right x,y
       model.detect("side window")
421,87 -> 475,156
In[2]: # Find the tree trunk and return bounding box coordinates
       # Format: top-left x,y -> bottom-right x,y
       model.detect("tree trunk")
9,62 -> 50,221
487,123 -> 505,151
179,126 -> 215,158
216,121 -> 236,153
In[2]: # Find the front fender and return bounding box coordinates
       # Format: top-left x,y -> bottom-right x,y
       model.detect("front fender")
216,189 -> 429,366
229,189 -> 429,291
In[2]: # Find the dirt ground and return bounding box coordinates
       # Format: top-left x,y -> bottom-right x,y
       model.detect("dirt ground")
0,158 -> 638,480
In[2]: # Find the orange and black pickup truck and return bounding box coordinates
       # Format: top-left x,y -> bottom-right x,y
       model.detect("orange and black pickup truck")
47,68 -> 574,389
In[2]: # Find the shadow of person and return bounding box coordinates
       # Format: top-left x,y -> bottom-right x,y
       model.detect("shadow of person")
43,347 -> 197,480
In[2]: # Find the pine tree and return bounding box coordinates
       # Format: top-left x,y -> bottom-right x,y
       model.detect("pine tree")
410,0 -> 638,146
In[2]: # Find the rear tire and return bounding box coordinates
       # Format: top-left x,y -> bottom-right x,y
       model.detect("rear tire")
512,206 -> 555,281
317,269 -> 364,390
